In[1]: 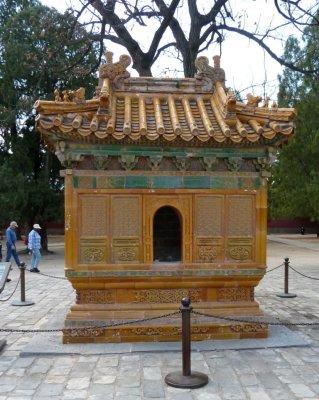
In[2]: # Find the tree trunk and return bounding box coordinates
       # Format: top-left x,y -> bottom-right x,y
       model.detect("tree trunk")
132,60 -> 153,77
181,45 -> 199,78
183,56 -> 197,77
40,224 -> 49,252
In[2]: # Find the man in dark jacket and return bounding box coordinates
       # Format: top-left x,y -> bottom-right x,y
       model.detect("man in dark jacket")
5,221 -> 24,267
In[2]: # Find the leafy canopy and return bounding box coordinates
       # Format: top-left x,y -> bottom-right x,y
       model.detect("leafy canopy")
0,1 -> 99,236
269,13 -> 319,222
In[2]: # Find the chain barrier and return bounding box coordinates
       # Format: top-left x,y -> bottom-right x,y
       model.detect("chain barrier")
25,269 -> 68,280
0,277 -> 21,302
0,310 -> 181,333
263,261 -> 319,281
22,262 -> 316,282
2,307 -> 319,333
289,265 -> 319,281
25,263 -> 285,280
265,263 -> 284,274
192,310 -> 319,327
2,257 -> 318,333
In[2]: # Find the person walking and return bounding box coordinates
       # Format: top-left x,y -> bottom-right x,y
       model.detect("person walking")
28,224 -> 42,273
5,221 -> 25,268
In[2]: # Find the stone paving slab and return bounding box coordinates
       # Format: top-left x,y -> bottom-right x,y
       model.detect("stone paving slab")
268,234 -> 319,252
20,321 -> 311,357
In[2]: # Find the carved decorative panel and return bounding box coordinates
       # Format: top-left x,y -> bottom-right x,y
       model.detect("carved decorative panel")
80,246 -> 107,264
113,238 -> 139,263
66,328 -> 104,338
111,196 -> 141,237
227,195 -> 254,236
131,327 -> 181,337
76,290 -> 115,304
81,195 -> 108,236
227,238 -> 253,262
195,196 -> 223,236
217,287 -> 254,302
79,238 -> 108,264
195,237 -> 223,263
229,324 -> 267,333
133,288 -> 204,303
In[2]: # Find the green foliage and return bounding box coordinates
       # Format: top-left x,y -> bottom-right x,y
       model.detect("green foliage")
0,159 -> 63,228
269,14 -> 319,223
0,1 -> 99,238
0,2 -> 98,132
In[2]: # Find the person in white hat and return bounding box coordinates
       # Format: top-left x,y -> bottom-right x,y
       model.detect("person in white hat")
28,224 -> 42,273
5,221 -> 25,268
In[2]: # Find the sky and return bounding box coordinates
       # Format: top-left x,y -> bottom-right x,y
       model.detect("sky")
40,0 -> 311,101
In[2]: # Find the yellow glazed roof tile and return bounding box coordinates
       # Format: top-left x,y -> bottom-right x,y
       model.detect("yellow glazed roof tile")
35,52 -> 296,147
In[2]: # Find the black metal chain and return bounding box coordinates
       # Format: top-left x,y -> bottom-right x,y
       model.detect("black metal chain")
0,310 -> 181,333
265,263 -> 284,274
0,277 -> 21,302
192,310 -> 319,326
26,269 -> 68,280
289,265 -> 319,281
3,259 -> 319,333
3,307 -> 319,333
27,264 -> 284,281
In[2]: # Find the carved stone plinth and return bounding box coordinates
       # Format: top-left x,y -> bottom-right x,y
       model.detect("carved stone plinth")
63,268 -> 267,343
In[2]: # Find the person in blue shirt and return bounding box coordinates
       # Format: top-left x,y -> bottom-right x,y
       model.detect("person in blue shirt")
5,221 -> 25,268
28,224 -> 42,273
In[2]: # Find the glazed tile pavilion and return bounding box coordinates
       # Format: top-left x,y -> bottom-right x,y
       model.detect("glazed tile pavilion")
35,52 -> 295,343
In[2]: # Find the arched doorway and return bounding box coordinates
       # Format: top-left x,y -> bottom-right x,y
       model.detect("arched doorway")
153,206 -> 181,262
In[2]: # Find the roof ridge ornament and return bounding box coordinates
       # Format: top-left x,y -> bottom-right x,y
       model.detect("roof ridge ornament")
226,90 -> 237,112
195,54 -> 226,91
53,87 -> 86,104
246,93 -> 262,107
99,51 -> 131,89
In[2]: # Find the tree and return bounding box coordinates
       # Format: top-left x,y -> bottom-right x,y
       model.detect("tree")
0,1 -> 99,248
269,12 -> 319,226
69,0 -> 319,77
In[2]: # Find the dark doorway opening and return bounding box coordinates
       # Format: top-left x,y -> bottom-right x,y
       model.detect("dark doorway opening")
153,206 -> 181,262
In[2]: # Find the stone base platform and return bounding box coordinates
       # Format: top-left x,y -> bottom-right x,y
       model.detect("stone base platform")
20,324 -> 311,357
63,321 -> 268,344
66,267 -> 269,343
63,300 -> 268,343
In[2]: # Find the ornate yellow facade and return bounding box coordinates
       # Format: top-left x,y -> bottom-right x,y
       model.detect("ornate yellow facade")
35,52 -> 295,343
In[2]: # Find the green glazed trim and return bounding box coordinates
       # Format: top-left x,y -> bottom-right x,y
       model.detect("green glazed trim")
69,145 -> 267,158
66,268 -> 265,278
73,175 -> 261,189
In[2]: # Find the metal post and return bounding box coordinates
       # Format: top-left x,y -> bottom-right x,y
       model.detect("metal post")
165,298 -> 208,389
284,257 -> 289,295
181,297 -> 191,376
276,258 -> 297,298
12,264 -> 35,306
20,265 -> 26,303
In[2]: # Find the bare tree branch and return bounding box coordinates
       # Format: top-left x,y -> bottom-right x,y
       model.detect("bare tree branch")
217,24 -> 319,75
67,0 -> 319,77
153,41 -> 177,62
146,0 -> 181,61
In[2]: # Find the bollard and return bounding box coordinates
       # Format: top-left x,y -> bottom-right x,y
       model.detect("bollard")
165,297 -> 208,389
11,264 -> 35,306
276,257 -> 297,298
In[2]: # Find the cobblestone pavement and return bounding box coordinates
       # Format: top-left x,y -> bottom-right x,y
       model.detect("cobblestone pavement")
0,236 -> 319,399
